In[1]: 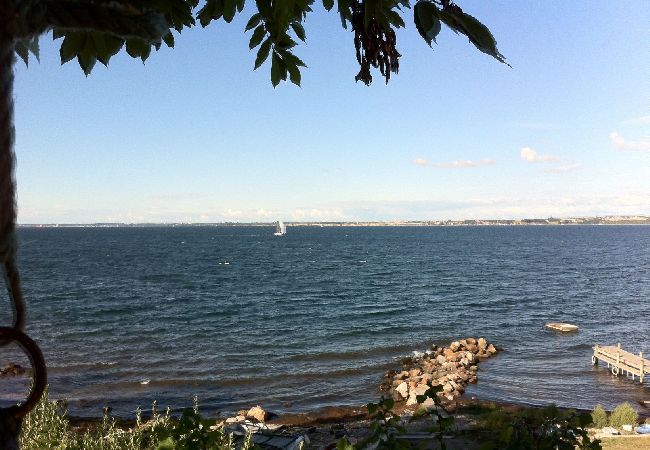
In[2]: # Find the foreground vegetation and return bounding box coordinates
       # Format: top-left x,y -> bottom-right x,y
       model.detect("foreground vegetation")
19,391 -> 255,450
19,386 -> 611,450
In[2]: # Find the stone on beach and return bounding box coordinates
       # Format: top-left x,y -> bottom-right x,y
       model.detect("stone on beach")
246,405 -> 269,422
395,381 -> 409,399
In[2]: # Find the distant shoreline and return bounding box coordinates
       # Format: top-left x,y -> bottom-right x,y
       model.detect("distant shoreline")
16,216 -> 650,228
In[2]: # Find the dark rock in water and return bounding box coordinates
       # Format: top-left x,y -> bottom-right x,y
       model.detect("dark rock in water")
400,356 -> 415,366
0,363 -> 26,377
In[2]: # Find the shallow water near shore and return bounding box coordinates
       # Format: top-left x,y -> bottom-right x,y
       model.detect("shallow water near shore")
2,225 -> 649,417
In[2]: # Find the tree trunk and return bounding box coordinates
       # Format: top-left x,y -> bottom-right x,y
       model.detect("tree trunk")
0,30 -> 22,450
0,31 -> 24,332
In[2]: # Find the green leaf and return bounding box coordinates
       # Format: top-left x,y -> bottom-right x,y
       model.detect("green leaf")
245,13 -> 262,31
286,61 -> 301,86
162,32 -> 175,48
60,32 -> 86,64
77,51 -> 97,76
323,0 -> 334,11
223,0 -> 237,22
414,1 -> 441,47
15,43 -> 29,66
197,0 -> 224,27
442,6 -> 509,65
282,52 -> 306,67
15,37 -> 39,66
271,51 -> 282,87
249,25 -> 266,49
387,11 -> 406,28
291,22 -> 306,41
126,38 -> 151,62
236,0 -> 245,12
439,416 -> 454,429
254,38 -> 272,69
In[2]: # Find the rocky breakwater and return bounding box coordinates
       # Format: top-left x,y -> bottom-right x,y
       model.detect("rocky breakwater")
380,337 -> 499,409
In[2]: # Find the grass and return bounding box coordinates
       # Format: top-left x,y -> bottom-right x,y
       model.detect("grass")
599,436 -> 650,450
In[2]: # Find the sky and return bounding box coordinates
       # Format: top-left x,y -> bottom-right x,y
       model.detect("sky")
13,1 -> 650,223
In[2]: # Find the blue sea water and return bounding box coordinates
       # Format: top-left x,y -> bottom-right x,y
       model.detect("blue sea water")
1,225 -> 649,417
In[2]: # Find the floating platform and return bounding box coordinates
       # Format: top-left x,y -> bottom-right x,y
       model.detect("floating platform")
593,343 -> 649,383
545,322 -> 579,332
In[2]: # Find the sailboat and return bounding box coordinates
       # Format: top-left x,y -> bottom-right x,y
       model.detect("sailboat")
273,220 -> 286,236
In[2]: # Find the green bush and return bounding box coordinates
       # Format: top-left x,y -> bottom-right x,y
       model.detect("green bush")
590,405 -> 608,429
18,389 -> 253,450
19,389 -> 70,450
480,406 -> 602,450
608,402 -> 638,428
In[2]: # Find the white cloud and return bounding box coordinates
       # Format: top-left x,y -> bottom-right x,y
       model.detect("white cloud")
413,158 -> 429,166
520,147 -> 559,163
540,164 -> 580,173
609,131 -> 650,152
430,159 -> 496,169
291,208 -> 346,221
253,208 -> 274,218
334,192 -> 650,220
622,115 -> 650,125
222,209 -> 244,219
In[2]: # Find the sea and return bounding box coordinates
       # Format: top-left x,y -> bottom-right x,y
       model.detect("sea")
1,225 -> 648,417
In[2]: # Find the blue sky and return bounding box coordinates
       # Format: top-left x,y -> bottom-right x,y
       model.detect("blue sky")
13,1 -> 650,223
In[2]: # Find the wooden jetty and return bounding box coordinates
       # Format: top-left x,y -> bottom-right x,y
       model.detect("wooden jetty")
592,343 -> 649,383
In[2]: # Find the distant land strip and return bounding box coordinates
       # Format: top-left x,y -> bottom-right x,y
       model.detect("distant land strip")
18,216 -> 650,227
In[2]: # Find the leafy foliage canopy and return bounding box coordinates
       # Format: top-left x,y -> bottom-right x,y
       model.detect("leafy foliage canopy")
6,0 -> 508,86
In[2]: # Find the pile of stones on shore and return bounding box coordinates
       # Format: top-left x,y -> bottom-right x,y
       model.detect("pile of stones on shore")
380,337 -> 499,409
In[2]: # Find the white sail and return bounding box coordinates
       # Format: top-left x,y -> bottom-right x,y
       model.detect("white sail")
274,220 -> 286,236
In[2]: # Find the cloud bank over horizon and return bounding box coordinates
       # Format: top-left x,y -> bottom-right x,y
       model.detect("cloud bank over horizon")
18,190 -> 650,223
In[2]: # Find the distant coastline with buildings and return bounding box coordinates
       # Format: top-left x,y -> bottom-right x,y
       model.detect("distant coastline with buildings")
18,215 -> 650,228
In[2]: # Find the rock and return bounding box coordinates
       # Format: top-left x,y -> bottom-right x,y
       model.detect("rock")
225,415 -> 246,423
436,355 -> 446,365
413,383 -> 429,396
467,343 -> 478,353
450,341 -> 460,352
487,344 -> 497,355
0,363 -> 26,377
246,406 -> 268,422
466,338 -> 476,345
421,397 -> 435,410
396,370 -> 409,380
469,365 -> 478,373
477,337 -> 487,350
395,381 -> 409,399
409,368 -> 422,378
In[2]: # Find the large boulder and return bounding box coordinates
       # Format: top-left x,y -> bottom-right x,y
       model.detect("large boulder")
246,406 -> 268,422
395,381 -> 409,399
